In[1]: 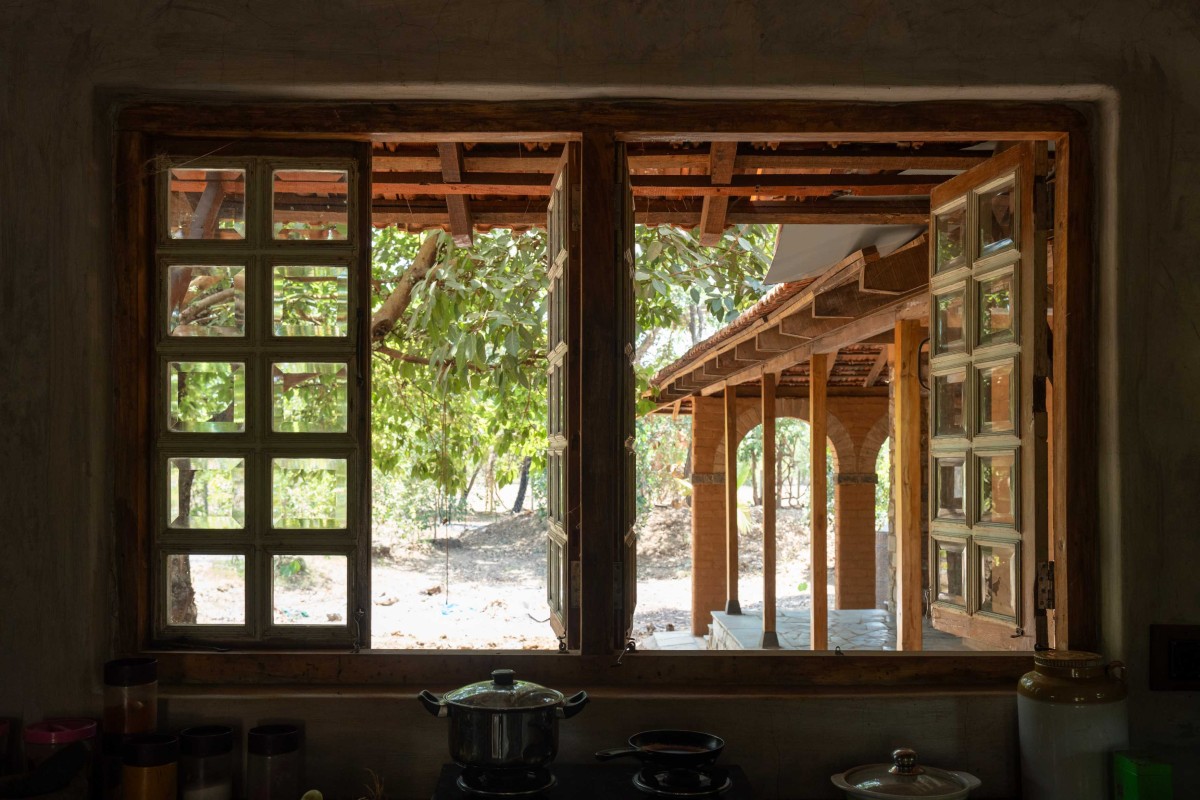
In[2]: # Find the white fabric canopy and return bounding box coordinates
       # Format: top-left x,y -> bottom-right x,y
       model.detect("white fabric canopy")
764,223 -> 925,285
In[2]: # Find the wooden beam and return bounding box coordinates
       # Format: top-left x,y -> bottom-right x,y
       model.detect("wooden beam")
859,235 -> 929,294
632,173 -> 939,197
755,327 -> 808,352
733,146 -> 991,171
826,350 -> 838,379
810,352 -> 829,651
724,388 -> 741,615
375,150 -> 563,173
372,171 -> 553,195
761,373 -> 779,648
371,197 -> 930,228
437,143 -> 474,247
894,319 -> 923,652
699,142 -> 738,245
864,346 -> 890,387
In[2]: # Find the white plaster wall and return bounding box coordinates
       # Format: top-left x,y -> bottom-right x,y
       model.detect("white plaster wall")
2,0 -> 1199,796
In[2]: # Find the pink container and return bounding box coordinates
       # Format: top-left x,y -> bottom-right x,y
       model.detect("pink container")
23,718 -> 98,770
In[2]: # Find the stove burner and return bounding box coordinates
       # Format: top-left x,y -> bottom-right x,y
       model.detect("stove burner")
633,766 -> 732,797
456,766 -> 557,797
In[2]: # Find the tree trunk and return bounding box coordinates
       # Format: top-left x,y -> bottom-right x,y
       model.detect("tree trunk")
750,452 -> 761,506
511,455 -> 532,513
460,461 -> 482,508
370,233 -> 443,342
168,462 -> 198,625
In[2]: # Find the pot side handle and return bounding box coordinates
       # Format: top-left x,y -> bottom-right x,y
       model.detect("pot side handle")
558,690 -> 589,719
418,690 -> 448,718
594,747 -> 640,762
829,773 -> 853,791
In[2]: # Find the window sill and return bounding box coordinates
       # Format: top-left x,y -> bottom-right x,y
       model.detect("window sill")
150,649 -> 1033,692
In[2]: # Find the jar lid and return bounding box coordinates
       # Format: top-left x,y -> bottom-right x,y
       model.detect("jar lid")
104,657 -> 158,687
442,670 -> 565,710
180,725 -> 234,757
833,748 -> 981,799
123,734 -> 179,767
247,724 -> 301,756
24,718 -> 98,745
1033,650 -> 1104,669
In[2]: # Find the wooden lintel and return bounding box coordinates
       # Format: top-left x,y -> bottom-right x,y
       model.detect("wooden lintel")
864,346 -> 890,387
699,142 -> 738,246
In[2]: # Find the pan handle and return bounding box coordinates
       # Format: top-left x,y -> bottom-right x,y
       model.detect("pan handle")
418,690 -> 448,718
594,747 -> 641,762
558,690 -> 589,719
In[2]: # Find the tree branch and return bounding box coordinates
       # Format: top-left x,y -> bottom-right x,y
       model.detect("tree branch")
370,233 -> 443,342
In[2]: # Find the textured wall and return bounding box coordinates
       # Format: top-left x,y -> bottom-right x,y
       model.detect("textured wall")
2,0 -> 1200,796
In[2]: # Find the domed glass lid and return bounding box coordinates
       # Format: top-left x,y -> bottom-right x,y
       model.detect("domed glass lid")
442,669 -> 565,709
836,749 -> 980,798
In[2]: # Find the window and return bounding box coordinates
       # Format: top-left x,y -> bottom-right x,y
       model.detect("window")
114,101 -> 1095,687
151,145 -> 369,646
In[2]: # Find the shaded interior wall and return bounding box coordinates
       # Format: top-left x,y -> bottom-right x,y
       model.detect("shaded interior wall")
3,0 -> 1200,796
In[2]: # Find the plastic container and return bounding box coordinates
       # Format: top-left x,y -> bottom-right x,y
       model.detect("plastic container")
122,734 -> 178,800
1018,650 -> 1129,800
180,726 -> 234,800
23,718 -> 98,770
104,658 -> 158,735
245,725 -> 301,800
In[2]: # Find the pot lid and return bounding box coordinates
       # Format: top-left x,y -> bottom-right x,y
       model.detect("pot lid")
835,749 -> 979,798
442,669 -> 565,709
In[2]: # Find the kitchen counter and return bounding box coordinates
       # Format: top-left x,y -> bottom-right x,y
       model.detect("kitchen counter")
430,763 -> 754,800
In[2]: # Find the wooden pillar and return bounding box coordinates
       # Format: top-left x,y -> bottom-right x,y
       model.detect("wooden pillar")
723,389 -> 741,614
761,374 -> 779,648
809,353 -> 828,650
894,319 -> 924,651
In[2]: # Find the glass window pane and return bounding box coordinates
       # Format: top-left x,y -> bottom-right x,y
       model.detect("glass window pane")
273,170 -> 349,241
168,266 -> 246,337
168,362 -> 246,432
271,362 -> 349,433
933,369 -> 967,437
934,205 -> 966,273
978,361 -> 1016,434
979,541 -> 1019,617
272,458 -> 347,529
934,455 -> 967,520
978,179 -> 1016,257
166,554 -> 245,625
168,457 -> 245,529
977,271 -> 1016,347
272,555 -> 348,625
934,538 -> 967,606
978,451 -> 1017,526
272,266 -> 349,337
167,169 -> 247,240
933,287 -> 966,356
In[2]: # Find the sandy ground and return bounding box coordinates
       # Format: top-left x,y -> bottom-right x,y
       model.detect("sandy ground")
188,506 -> 831,648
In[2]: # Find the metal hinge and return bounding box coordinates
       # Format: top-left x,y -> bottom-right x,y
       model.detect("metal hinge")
1037,561 -> 1056,610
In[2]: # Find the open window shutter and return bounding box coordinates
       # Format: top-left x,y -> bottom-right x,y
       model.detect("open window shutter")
616,143 -> 638,650
546,143 -> 581,651
926,142 -> 1050,650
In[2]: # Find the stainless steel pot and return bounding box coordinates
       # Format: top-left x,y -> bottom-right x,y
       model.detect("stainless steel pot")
418,669 -> 588,769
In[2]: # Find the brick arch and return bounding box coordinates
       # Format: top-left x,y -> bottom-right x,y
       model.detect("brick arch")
707,397 -> 847,474
859,413 -> 891,476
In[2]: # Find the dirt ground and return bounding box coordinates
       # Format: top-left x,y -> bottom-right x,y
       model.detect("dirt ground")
188,506 -> 830,648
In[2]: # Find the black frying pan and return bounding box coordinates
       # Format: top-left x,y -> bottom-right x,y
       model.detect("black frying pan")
595,730 -> 725,769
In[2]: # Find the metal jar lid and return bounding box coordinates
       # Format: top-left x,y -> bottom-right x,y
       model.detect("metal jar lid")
442,670 -> 565,710
832,748 -> 982,799
1033,650 -> 1104,670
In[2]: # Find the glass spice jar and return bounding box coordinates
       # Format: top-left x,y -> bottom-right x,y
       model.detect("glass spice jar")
103,658 -> 158,735
23,718 -> 98,771
122,734 -> 178,800
245,725 -> 301,800
179,726 -> 234,800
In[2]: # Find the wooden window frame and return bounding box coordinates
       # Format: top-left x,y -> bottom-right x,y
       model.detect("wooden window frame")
113,100 -> 1097,689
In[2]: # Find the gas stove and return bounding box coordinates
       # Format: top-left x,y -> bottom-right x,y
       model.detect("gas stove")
431,763 -> 752,800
